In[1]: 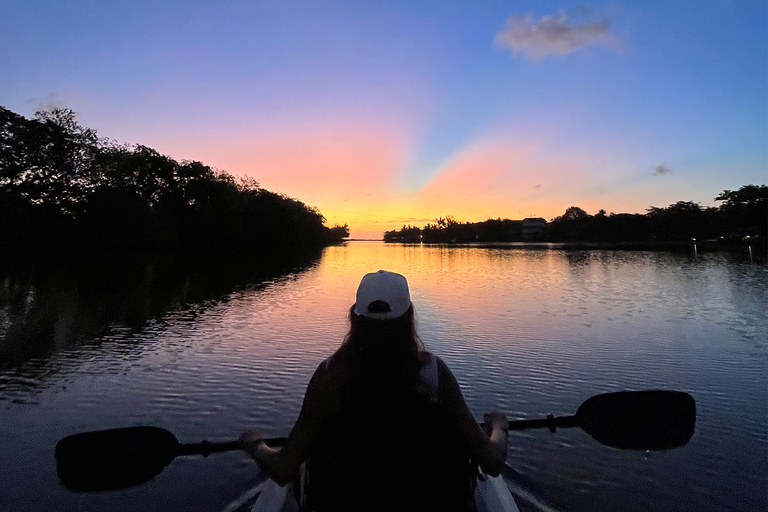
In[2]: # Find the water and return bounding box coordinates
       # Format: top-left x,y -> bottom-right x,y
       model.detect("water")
1,242 -> 766,512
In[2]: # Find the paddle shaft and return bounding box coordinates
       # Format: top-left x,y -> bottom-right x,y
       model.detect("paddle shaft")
508,415 -> 578,431
177,437 -> 288,456
479,414 -> 578,433
180,417 -> 580,455
178,417 -> 570,455
198,415 -> 583,453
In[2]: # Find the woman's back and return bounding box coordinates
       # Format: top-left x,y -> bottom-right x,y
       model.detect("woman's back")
303,355 -> 476,512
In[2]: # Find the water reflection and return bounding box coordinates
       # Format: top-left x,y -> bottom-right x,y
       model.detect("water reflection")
0,249 -> 323,372
1,242 -> 765,512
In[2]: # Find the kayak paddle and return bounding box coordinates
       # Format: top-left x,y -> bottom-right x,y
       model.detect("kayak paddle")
54,426 -> 286,493
55,390 -> 694,492
499,390 -> 696,450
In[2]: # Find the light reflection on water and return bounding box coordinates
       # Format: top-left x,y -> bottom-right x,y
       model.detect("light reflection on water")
1,242 -> 766,512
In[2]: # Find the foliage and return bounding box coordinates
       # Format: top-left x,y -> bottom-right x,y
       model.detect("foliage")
561,206 -> 589,220
384,185 -> 766,246
384,218 -> 525,243
0,106 -> 345,255
329,224 -> 350,240
714,185 -> 767,239
644,201 -> 718,241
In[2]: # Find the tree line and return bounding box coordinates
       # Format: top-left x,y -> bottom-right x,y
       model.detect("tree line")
384,186 -> 767,247
0,106 -> 348,256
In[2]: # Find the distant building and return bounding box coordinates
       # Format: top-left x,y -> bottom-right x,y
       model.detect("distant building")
522,217 -> 547,241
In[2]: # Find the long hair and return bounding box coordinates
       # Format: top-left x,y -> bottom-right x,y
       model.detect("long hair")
329,305 -> 423,388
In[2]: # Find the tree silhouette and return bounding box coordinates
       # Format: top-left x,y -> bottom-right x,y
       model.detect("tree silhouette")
715,185 -> 767,239
383,186 -> 765,250
0,106 -> 345,255
329,224 -> 350,239
561,206 -> 589,220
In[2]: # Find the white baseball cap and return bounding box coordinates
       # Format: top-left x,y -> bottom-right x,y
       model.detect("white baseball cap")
353,270 -> 412,320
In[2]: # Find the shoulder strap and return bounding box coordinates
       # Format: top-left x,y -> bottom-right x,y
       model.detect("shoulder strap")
417,352 -> 440,401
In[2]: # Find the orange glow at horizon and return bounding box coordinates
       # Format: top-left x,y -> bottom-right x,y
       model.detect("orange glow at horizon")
316,137 -> 626,238
154,122 -> 719,239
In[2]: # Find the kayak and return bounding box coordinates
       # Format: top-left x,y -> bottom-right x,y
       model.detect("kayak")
474,469 -> 521,512
248,466 -> 520,512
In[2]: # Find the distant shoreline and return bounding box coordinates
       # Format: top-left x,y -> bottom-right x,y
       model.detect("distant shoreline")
379,239 -> 765,254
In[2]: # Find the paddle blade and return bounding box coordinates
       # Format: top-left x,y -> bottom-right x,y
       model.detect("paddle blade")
575,390 -> 696,450
55,426 -> 180,492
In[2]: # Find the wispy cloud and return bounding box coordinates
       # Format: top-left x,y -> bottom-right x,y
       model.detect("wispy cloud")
28,92 -> 68,112
653,164 -> 672,176
495,10 -> 617,60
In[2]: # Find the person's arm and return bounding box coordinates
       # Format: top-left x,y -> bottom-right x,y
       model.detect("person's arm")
436,357 -> 508,476
240,361 -> 337,485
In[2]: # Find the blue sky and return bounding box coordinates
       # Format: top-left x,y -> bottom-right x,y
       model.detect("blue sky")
1,0 -> 766,236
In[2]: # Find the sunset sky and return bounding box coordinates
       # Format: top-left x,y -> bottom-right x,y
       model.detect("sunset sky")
2,0 -> 766,238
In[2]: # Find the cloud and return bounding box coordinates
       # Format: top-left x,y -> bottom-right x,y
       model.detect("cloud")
653,164 -> 672,176
28,92 -> 68,112
495,11 -> 616,60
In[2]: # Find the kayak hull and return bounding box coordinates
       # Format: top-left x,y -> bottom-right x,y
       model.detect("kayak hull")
249,468 -> 520,512
475,471 -> 521,512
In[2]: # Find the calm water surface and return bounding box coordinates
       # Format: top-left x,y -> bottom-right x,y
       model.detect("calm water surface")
1,242 -> 766,512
